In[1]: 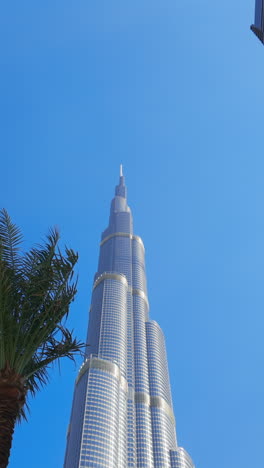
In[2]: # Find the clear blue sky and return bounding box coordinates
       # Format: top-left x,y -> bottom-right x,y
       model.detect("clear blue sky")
1,2 -> 263,467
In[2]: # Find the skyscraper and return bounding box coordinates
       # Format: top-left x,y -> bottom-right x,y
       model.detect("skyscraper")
64,168 -> 194,468
251,0 -> 264,43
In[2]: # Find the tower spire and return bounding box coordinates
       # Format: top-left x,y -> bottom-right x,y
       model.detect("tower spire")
115,164 -> 127,199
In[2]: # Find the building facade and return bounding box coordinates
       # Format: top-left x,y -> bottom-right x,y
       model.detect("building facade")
251,0 -> 264,43
64,168 -> 194,468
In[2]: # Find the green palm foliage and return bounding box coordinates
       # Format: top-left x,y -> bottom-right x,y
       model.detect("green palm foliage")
0,209 -> 83,468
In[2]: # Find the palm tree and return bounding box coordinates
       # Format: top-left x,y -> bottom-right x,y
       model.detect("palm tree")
0,209 -> 83,468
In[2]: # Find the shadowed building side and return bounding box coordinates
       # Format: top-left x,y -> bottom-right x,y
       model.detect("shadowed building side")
251,0 -> 264,43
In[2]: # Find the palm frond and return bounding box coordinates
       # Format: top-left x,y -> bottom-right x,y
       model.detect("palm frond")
13,238 -> 79,373
24,327 -> 84,395
0,209 -> 23,271
0,253 -> 20,369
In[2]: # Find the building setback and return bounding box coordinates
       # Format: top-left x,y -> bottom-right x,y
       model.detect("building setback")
64,168 -> 195,468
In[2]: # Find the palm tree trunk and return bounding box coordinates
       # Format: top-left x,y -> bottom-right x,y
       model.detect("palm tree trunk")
0,395 -> 18,468
0,366 -> 26,468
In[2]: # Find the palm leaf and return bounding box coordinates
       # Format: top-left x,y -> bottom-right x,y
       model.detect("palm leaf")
0,208 -> 23,270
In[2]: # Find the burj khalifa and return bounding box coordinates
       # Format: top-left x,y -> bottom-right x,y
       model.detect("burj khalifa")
64,167 -> 194,468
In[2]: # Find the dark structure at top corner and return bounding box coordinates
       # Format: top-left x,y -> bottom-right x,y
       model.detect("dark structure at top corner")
251,0 -> 264,44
